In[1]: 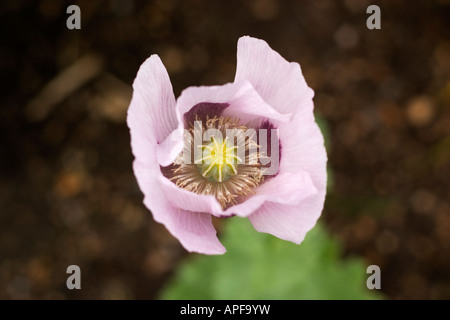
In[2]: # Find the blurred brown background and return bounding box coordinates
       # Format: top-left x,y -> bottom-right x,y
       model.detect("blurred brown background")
1,0 -> 449,299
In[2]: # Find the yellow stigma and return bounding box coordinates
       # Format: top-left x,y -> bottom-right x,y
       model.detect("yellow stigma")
196,136 -> 241,182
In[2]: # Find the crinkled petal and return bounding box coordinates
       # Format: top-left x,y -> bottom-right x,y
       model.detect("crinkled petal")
127,55 -> 178,167
249,110 -> 327,243
157,128 -> 184,167
223,171 -> 317,217
176,80 -> 291,128
248,190 -> 325,244
220,81 -> 291,123
235,36 -> 328,243
133,161 -> 226,255
128,55 -> 225,255
129,55 -> 177,143
159,175 -> 224,215
235,36 -> 314,116
278,111 -> 327,186
159,170 -> 316,218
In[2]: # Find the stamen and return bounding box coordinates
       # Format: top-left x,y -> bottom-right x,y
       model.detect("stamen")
225,158 -> 237,175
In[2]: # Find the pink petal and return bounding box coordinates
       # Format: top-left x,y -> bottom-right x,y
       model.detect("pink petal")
248,191 -> 326,244
221,81 -> 291,124
175,80 -> 290,128
235,36 -> 314,115
249,110 -> 327,243
278,111 -> 327,191
127,55 -> 178,166
156,129 -> 184,167
159,174 -> 224,216
159,169 -> 317,221
223,171 -> 317,217
128,56 -> 225,255
133,161 -> 226,255
159,169 -> 316,219
234,36 -> 327,243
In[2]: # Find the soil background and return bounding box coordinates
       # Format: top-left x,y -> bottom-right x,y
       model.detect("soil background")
1,0 -> 449,299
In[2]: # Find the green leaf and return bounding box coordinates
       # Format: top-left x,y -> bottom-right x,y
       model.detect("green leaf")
159,218 -> 383,300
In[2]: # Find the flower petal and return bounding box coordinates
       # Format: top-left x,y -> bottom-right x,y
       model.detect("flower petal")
235,36 -> 314,115
160,168 -> 316,218
278,111 -> 327,189
128,55 -> 225,255
159,174 -> 224,216
133,161 -> 226,254
156,128 -> 184,167
223,171 -> 317,217
248,110 -> 328,243
221,81 -> 291,124
248,191 -> 326,244
127,55 -> 178,166
176,80 -> 290,128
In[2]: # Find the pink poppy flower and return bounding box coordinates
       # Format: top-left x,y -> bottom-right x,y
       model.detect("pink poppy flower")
127,36 -> 327,254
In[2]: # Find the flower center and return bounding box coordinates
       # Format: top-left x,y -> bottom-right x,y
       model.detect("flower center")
165,115 -> 267,209
197,137 -> 241,182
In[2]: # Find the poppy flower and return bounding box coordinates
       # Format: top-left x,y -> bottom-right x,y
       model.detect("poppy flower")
127,36 -> 327,254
